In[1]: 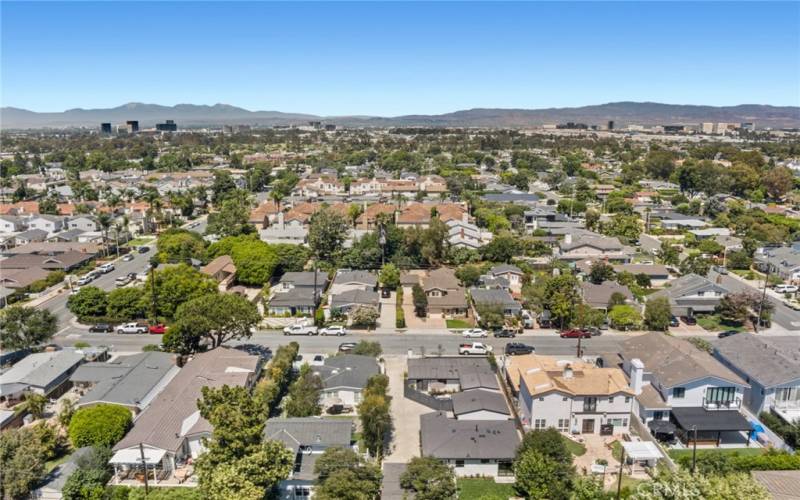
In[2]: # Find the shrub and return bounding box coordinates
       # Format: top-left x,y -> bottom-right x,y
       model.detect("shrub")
676,449 -> 800,474
68,404 -> 132,448
759,412 -> 799,448
396,287 -> 405,328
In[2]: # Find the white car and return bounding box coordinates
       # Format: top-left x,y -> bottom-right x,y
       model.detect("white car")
116,322 -> 148,334
76,275 -> 94,286
774,284 -> 799,294
462,328 -> 488,338
70,286 -> 81,295
122,254 -> 135,262
320,325 -> 347,336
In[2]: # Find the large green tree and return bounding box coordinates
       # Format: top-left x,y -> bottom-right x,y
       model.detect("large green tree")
0,306 -> 57,350
314,447 -> 382,500
106,287 -> 146,321
399,456 -> 456,500
644,296 -> 672,331
141,264 -> 217,320
308,207 -> 349,261
156,228 -> 206,263
171,292 -> 260,350
0,426 -> 48,499
68,405 -> 132,448
67,286 -> 108,318
285,364 -> 323,417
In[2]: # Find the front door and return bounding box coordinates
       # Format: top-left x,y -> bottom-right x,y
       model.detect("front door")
582,419 -> 595,434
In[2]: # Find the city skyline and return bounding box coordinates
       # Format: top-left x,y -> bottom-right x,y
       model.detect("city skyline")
2,1 -> 799,115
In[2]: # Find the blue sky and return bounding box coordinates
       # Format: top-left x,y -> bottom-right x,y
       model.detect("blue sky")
2,2 -> 799,115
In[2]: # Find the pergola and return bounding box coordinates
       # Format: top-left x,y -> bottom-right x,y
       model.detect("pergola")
621,441 -> 663,473
670,407 -> 753,447
109,447 -> 167,484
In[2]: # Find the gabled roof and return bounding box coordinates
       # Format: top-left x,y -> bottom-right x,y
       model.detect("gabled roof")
451,389 -> 509,416
489,264 -> 523,276
423,268 -> 460,292
714,334 -> 800,388
648,273 -> 727,303
507,354 -> 633,397
581,281 -> 634,308
332,270 -> 377,287
278,271 -> 329,288
407,357 -> 498,390
1,350 -> 84,390
420,412 -> 519,460
469,288 -> 520,309
313,354 -> 380,390
264,417 -> 352,453
619,332 -> 747,388
560,235 -> 623,252
201,255 -> 236,277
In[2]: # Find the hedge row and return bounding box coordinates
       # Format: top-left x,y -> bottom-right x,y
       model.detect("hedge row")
759,412 -> 800,448
676,449 -> 800,475
254,342 -> 299,415
396,287 -> 405,329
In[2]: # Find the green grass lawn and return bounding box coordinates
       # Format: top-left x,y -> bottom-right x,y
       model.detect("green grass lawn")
611,440 -> 623,461
695,314 -> 746,333
457,478 -> 516,500
668,447 -> 764,461
124,236 -> 155,247
45,451 -> 73,473
563,436 -> 587,456
447,319 -> 473,329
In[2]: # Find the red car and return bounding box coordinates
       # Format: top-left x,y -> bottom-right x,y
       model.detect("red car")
559,328 -> 591,339
148,324 -> 168,334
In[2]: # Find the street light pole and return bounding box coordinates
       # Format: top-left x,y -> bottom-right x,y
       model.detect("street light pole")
139,442 -> 150,495
691,425 -> 698,474
755,265 -> 771,333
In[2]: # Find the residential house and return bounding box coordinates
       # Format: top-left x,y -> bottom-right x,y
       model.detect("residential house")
420,411 -> 519,479
482,191 -> 539,205
446,218 -> 491,249
523,207 -> 571,233
249,200 -> 280,229
754,244 -> 800,281
33,447 -> 93,500
421,268 -> 468,317
110,348 -> 262,483
406,357 -> 499,394
268,271 -> 329,316
469,287 -> 522,317
612,264 -> 672,287
0,267 -> 51,289
486,264 -> 524,293
558,233 -> 631,263
0,215 -> 25,233
580,281 -> 634,311
0,350 -> 85,402
659,214 -> 708,230
265,418 -> 354,500
67,216 -> 100,232
14,228 -> 48,246
0,201 -> 39,216
505,354 -> 634,434
69,352 -> 180,414
48,229 -> 85,243
27,215 -> 66,234
646,273 -> 728,317
328,270 -> 379,314
620,333 -> 752,446
714,335 -> 800,424
355,203 -> 395,229
350,178 -> 383,197
3,241 -> 101,256
201,255 -> 237,290
1,251 -> 95,272
451,389 -> 510,420
259,212 -> 309,245
312,354 -> 380,407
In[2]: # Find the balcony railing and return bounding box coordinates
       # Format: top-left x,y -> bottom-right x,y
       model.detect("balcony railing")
702,397 -> 741,410
773,400 -> 800,410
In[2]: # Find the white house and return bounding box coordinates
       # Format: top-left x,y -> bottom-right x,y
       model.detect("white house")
27,215 -> 66,234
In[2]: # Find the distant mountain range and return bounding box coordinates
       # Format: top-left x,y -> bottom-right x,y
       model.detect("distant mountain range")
2,101 -> 798,129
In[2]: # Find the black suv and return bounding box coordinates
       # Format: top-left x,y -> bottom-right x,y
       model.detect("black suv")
493,329 -> 516,338
505,343 -> 535,356
89,323 -> 114,333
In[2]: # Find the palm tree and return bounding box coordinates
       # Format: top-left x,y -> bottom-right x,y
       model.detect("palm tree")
16,392 -> 47,419
270,189 -> 284,212
97,213 -> 112,257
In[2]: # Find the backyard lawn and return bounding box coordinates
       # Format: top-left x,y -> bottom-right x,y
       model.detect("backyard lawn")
563,436 -> 587,456
447,318 -> 473,329
695,314 -> 746,333
457,478 -> 516,500
124,237 -> 155,247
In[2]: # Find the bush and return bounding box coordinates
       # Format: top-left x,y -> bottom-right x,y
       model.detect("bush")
676,449 -> 800,474
759,412 -> 800,448
68,405 -> 132,448
67,286 -> 109,318
396,287 -> 405,328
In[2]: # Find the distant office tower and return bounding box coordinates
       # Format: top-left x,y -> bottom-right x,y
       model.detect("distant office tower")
663,125 -> 685,133
324,124 -> 336,131
701,122 -> 715,134
126,120 -> 139,133
156,119 -> 177,132
607,120 -> 614,131
100,123 -> 112,134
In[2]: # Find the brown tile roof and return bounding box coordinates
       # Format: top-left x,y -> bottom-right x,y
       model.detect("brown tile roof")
249,200 -> 279,223
507,354 -> 633,397
0,201 -> 39,215
201,255 -> 236,277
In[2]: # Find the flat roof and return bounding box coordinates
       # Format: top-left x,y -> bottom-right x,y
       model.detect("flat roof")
670,407 -> 751,432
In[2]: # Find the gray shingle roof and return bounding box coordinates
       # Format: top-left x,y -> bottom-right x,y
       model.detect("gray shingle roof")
451,389 -> 509,416
278,271 -> 329,288
71,352 -> 178,409
648,273 -> 727,302
581,281 -> 634,309
420,411 -> 519,460
264,417 -> 353,453
269,287 -> 317,308
714,334 -> 800,388
332,270 -> 377,288
620,333 -> 747,388
469,288 -> 520,310
1,350 -> 84,391
407,357 -> 498,390
313,354 -> 379,390
330,288 -> 380,309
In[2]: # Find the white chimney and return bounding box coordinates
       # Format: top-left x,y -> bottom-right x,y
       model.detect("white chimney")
563,364 -> 573,379
630,358 -> 644,395
564,233 -> 573,245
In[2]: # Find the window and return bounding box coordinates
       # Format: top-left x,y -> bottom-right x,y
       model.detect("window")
608,397 -> 615,404
557,419 -> 569,431
706,387 -> 736,405
653,411 -> 665,420
625,396 -> 631,403
534,419 -> 547,430
623,418 -> 628,427
563,397 -> 569,402
481,459 -> 490,464
538,397 -> 545,401
673,387 -> 685,399
455,460 -> 465,468
583,397 -> 598,412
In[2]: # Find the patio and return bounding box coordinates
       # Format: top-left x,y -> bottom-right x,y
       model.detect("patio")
109,447 -> 196,486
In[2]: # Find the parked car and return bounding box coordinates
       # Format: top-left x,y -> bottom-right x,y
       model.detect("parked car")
538,310 -> 553,328
338,342 -> 358,353
559,328 -> 591,339
713,265 -> 729,275
493,329 -> 516,338
98,263 -> 115,273
149,324 -> 168,334
283,324 -> 319,336
116,322 -> 148,334
458,342 -> 493,355
70,286 -> 81,295
786,301 -> 800,311
115,275 -> 133,287
122,254 -> 135,262
462,328 -> 488,338
774,284 -> 799,294
717,330 -> 740,339
680,316 -> 697,326
320,325 -> 347,336
76,275 -> 94,286
505,343 -> 535,356
89,323 -> 114,333
669,316 -> 680,328
138,246 -> 150,254
584,327 -> 601,337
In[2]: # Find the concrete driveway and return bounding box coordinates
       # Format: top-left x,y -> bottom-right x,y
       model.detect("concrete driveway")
378,291 -> 397,330
383,355 -> 428,463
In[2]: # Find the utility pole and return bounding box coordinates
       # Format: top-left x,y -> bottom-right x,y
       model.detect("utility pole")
616,446 -> 625,499
139,442 -> 149,495
691,425 -> 698,474
149,259 -> 159,324
576,334 -> 583,358
755,265 -> 771,333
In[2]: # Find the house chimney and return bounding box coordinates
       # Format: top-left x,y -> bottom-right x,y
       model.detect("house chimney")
630,358 -> 644,395
564,233 -> 573,245
563,364 -> 573,379
462,211 -> 469,223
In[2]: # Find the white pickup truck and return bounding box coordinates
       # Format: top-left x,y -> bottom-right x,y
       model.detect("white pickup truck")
283,324 -> 319,336
459,342 -> 493,355
116,322 -> 148,334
